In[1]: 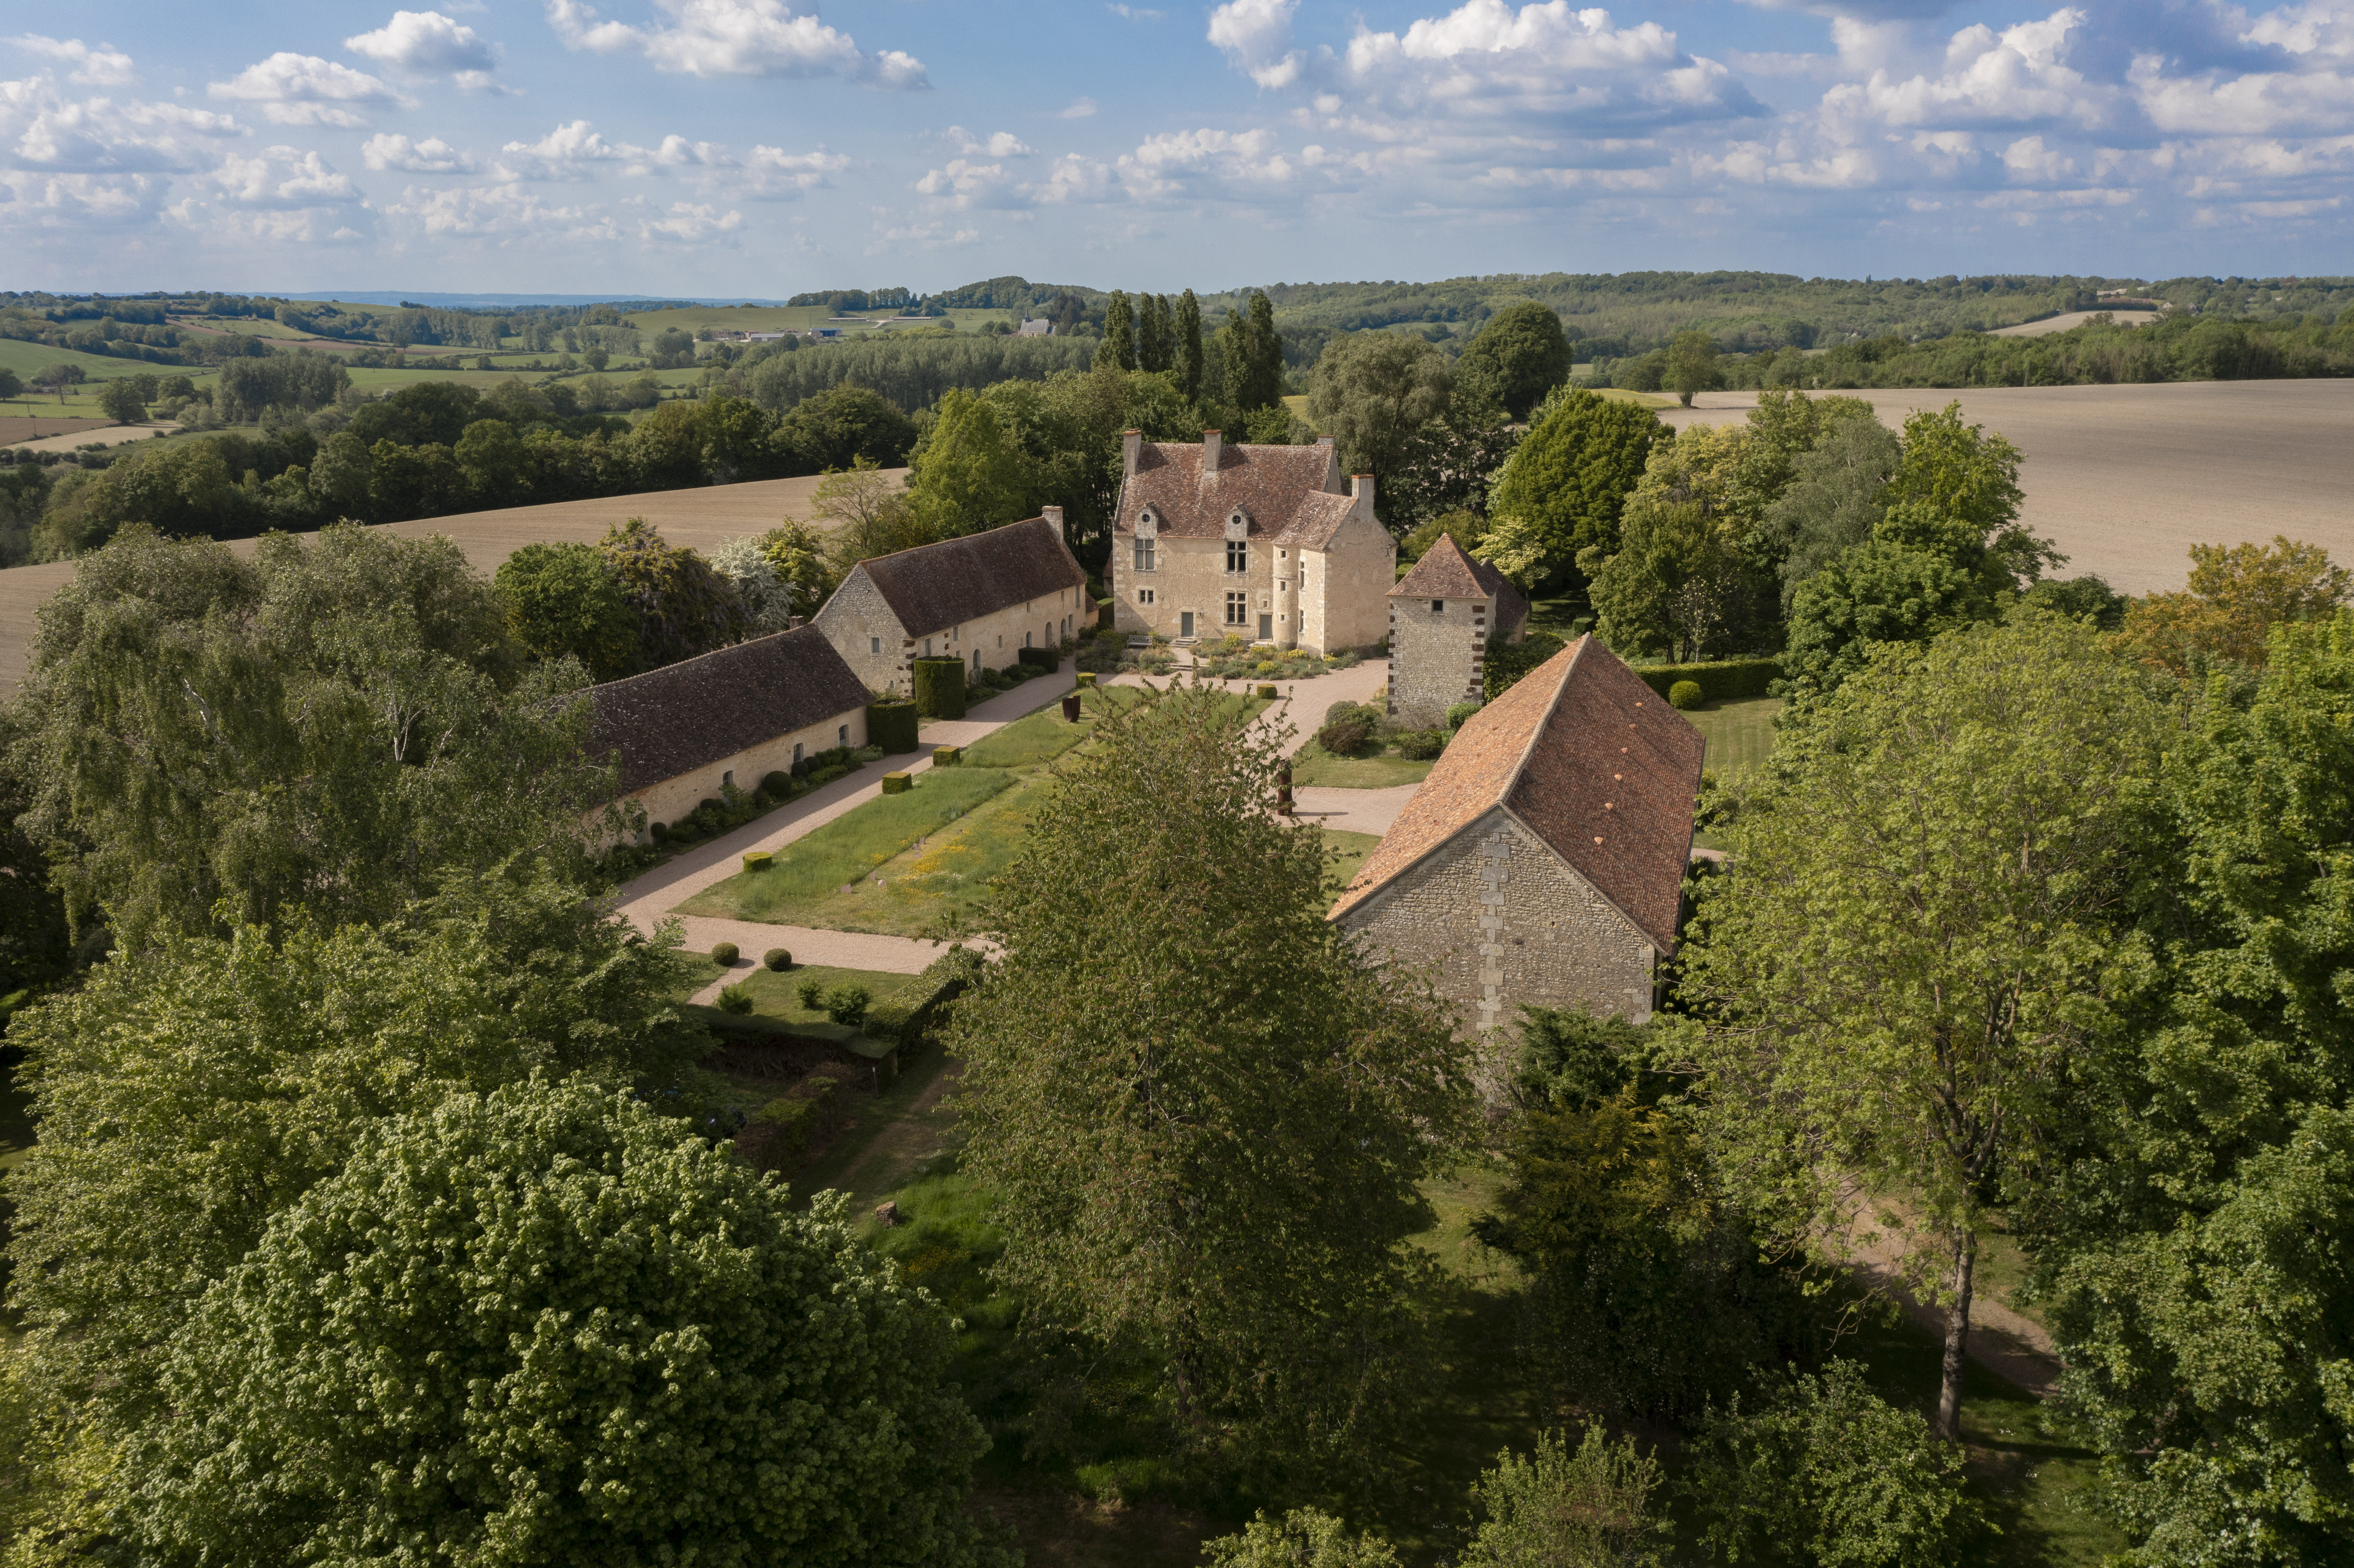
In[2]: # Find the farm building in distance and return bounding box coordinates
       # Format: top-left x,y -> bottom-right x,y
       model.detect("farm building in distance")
812,513 -> 1093,694
588,625 -> 870,834
1332,636 -> 1703,1044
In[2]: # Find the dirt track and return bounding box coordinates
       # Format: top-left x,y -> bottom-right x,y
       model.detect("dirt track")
1660,380 -> 2354,596
0,469 -> 904,691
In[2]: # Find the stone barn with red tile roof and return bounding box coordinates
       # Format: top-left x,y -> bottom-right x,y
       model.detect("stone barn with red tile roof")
812,512 -> 1094,694
1330,635 -> 1703,1039
1387,535 -> 1529,729
1110,428 -> 1395,653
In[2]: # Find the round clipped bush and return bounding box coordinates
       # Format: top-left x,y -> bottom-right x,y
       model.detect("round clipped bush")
1669,680 -> 1706,710
742,850 -> 773,873
761,771 -> 792,797
1396,729 -> 1448,761
1445,701 -> 1481,729
648,821 -> 669,844
711,941 -> 739,967
909,658 -> 967,721
763,948 -> 792,971
867,700 -> 919,754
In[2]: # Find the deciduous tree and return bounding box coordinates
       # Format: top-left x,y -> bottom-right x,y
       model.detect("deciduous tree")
906,387 -> 1029,536
598,516 -> 748,668
2110,535 -> 2349,677
494,540 -> 638,679
1477,388 -> 1660,590
1457,301 -> 1573,420
1306,333 -> 1453,494
1462,1424 -> 1670,1568
1102,289 -> 1136,372
1666,330 -> 1719,407
96,378 -> 146,424
1176,288 -> 1205,401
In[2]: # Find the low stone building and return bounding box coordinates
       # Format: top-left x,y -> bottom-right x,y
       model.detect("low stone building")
588,625 -> 871,832
1330,635 -> 1703,1038
812,513 -> 1093,695
1109,429 -> 1395,653
1386,535 -> 1528,728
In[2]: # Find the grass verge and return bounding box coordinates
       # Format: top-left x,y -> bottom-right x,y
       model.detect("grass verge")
1291,740 -> 1435,789
1321,829 -> 1384,898
1684,695 -> 1782,781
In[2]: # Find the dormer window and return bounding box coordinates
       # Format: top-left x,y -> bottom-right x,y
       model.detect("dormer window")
1136,507 -> 1159,539
1224,510 -> 1249,541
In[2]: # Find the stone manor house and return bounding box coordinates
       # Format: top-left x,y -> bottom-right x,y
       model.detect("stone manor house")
1110,429 -> 1395,653
1332,636 -> 1703,1032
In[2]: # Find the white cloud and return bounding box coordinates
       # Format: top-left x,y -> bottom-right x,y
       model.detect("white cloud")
545,0 -> 927,87
212,145 -> 358,207
0,167 -> 165,227
641,199 -> 742,239
362,131 -> 476,171
1118,127 -> 1295,199
9,35 -> 136,87
208,53 -> 408,126
1208,0 -> 1302,89
344,11 -> 497,78
2002,133 -> 2075,180
945,126 -> 1032,157
498,118 -> 640,176
385,179 -> 618,239
1107,4 -> 1165,18
1059,96 -> 1098,118
1820,9 -> 2110,133
1,76 -> 245,174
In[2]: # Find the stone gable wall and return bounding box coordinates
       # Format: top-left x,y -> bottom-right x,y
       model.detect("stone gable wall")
1337,808 -> 1659,1045
1303,507 -> 1401,656
1112,535 -> 1274,643
813,570 -> 909,693
820,572 -> 1089,694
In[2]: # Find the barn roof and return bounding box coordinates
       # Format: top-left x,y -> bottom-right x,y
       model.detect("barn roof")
589,625 -> 869,796
1116,439 -> 1350,541
1390,535 -> 1529,638
1329,635 -> 1703,951
851,515 -> 1090,638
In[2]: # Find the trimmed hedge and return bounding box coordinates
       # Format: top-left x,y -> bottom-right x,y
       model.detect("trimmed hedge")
763,947 -> 792,971
910,658 -> 966,719
932,745 -> 962,767
1632,658 -> 1783,703
742,850 -> 773,872
1017,645 -> 1060,672
881,771 -> 912,796
1075,671 -> 1097,688
711,942 -> 739,966
867,699 -> 919,753
1668,681 -> 1705,710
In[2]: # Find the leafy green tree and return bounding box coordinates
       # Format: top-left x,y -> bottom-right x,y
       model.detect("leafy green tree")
598,516 -> 748,668
1305,333 -> 1453,494
5,869 -> 705,1440
1582,423 -> 1775,660
813,457 -> 937,574
1387,370 -> 1521,532
95,378 -> 146,424
1177,288 -> 1205,401
1478,388 -> 1660,589
454,416 -> 526,504
346,378 -> 481,447
1222,291 -> 1286,411
1457,301 -> 1573,420
1666,330 -> 1719,408
907,387 -> 1030,536
306,428 -> 374,518
1102,289 -> 1136,372
122,1076 -> 1006,1568
1878,402 -> 2051,593
32,364 -> 83,402
772,382 -> 918,471
1204,1508 -> 1399,1568
0,367 -> 22,403
1400,508 -> 1488,564
30,439 -> 238,558
2110,535 -> 2349,677
494,540 -> 638,679
949,684 -> 1472,1474
1684,618 -> 2164,1438
1461,1423 -> 1670,1568
1763,415 -> 1903,611
11,524 -> 600,947
2024,611 -> 2354,1564
1139,292 -> 1171,372
367,436 -> 463,521
1781,542 -> 1990,693
1682,1361 -> 1986,1567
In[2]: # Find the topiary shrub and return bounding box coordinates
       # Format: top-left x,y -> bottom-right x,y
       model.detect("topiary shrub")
1446,701 -> 1481,729
932,745 -> 962,768
1316,720 -> 1374,757
1396,729 -> 1449,760
862,999 -> 913,1045
909,659 -> 966,720
742,850 -> 773,873
821,983 -> 872,1029
761,771 -> 792,797
648,821 -> 669,844
881,772 -> 912,796
1018,645 -> 1060,672
795,977 -> 823,1011
711,942 -> 739,966
1075,671 -> 1097,688
1669,680 -> 1706,710
763,948 -> 791,971
716,983 -> 755,1015
866,700 -> 919,753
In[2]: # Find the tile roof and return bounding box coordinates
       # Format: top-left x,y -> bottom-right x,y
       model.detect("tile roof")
1330,635 -> 1703,950
852,515 -> 1090,638
589,625 -> 870,796
1117,440 -> 1347,541
1391,535 -> 1529,637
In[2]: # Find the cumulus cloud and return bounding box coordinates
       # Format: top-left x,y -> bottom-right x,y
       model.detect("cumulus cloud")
212,145 -> 359,206
1821,9 -> 2111,133
1,76 -> 245,173
1118,127 -> 1295,199
641,199 -> 742,238
501,117 -> 638,176
1059,96 -> 1098,118
344,11 -> 498,81
208,53 -> 409,126
1,168 -> 164,227
1208,0 -> 1303,88
8,35 -> 136,87
944,126 -> 1032,157
385,179 -> 618,239
545,0 -> 927,87
362,131 -> 476,171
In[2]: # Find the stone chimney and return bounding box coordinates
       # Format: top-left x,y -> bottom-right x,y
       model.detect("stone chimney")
1042,504 -> 1064,535
1353,473 -> 1376,523
1121,428 -> 1142,483
1203,428 -> 1222,472
1317,434 -> 1340,492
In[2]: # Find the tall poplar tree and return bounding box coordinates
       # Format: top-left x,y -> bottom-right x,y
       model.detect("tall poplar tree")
1222,291 -> 1284,411
1101,290 -> 1136,372
1177,289 -> 1205,401
1138,294 -> 1170,373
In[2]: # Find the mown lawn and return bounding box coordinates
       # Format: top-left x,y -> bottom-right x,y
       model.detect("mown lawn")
728,963 -> 919,1025
1683,695 -> 1782,780
1291,740 -> 1435,789
1321,829 -> 1384,897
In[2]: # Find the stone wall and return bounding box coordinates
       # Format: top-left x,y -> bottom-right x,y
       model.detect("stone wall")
820,571 -> 1091,695
625,704 -> 869,832
1306,506 -> 1400,656
1112,535 -> 1271,643
813,570 -> 908,693
1387,594 -> 1488,728
1338,807 -> 1659,1042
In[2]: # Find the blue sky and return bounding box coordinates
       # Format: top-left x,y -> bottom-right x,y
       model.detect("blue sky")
5,0 -> 2351,296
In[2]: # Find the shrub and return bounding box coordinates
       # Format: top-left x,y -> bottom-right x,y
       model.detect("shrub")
648,821 -> 669,844
805,764 -> 848,787
1075,672 -> 1097,688
1017,645 -> 1060,672
1395,729 -> 1448,761
821,983 -> 872,1029
1202,1508 -> 1399,1568
1324,699 -> 1380,727
760,771 -> 792,797
933,745 -> 962,767
881,772 -> 912,796
1681,1360 -> 1985,1568
1255,683 -> 1277,699
1460,1423 -> 1668,1568
742,850 -> 773,872
867,700 -> 919,753
715,983 -> 755,1015
910,659 -> 967,720
1316,720 -> 1374,757
1446,701 -> 1481,728
710,942 -> 739,966
763,948 -> 792,971
795,977 -> 823,1011
1669,680 -> 1706,710
863,999 -> 913,1044
1633,658 -> 1783,703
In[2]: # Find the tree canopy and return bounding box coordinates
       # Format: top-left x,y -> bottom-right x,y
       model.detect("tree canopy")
1455,301 -> 1572,420
1476,387 -> 1660,589
1305,333 -> 1453,492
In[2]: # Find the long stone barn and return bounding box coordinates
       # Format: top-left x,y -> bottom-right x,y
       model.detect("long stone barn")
1330,635 -> 1703,1039
587,625 -> 872,835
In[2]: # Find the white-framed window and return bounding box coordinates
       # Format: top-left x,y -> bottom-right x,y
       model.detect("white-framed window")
1138,588 -> 1155,605
1134,536 -> 1156,571
1225,591 -> 1247,625
1226,538 -> 1248,572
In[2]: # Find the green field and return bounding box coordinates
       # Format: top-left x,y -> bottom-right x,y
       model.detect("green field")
0,338 -> 184,386
1683,695 -> 1783,779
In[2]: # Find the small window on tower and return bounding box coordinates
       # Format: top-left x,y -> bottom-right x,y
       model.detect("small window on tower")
869,636 -> 881,653
1431,599 -> 1445,614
